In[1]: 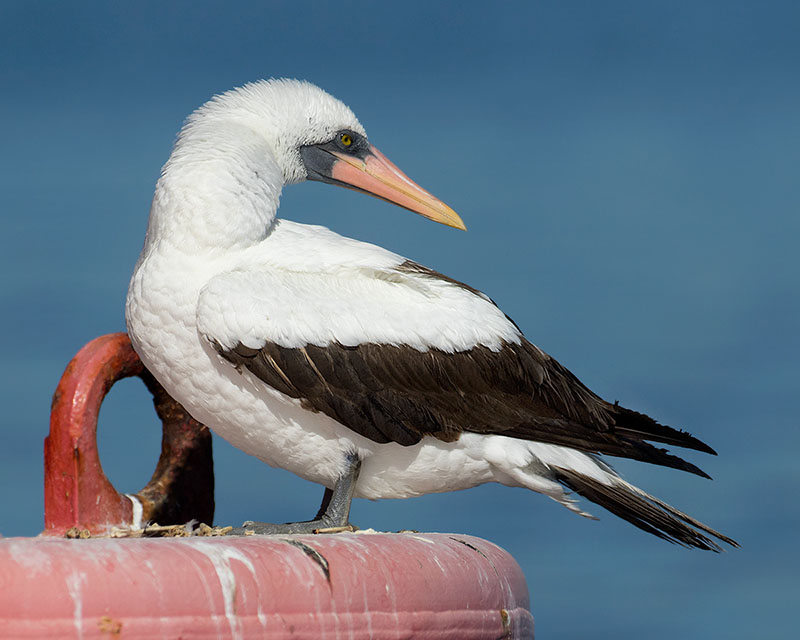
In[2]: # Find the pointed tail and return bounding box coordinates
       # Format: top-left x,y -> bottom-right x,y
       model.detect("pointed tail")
554,466 -> 739,552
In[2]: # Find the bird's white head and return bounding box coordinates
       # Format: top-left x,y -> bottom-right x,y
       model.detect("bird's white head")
183,79 -> 367,186
150,79 -> 463,251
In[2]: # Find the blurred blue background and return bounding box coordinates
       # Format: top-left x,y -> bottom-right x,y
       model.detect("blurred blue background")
1,1 -> 797,637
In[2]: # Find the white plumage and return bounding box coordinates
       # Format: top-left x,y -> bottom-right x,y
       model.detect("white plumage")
126,79 -> 734,549
196,222 -> 520,353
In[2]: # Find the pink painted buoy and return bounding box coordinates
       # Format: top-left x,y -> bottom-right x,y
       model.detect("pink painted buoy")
0,533 -> 533,638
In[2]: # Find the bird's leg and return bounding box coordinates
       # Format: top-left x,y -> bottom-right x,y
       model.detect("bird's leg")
314,487 -> 334,520
229,452 -> 361,535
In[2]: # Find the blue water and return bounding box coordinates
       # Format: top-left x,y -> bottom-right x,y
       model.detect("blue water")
1,2 -> 798,637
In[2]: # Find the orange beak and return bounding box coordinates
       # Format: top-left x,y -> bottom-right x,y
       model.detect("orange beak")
303,140 -> 466,231
329,145 -> 466,230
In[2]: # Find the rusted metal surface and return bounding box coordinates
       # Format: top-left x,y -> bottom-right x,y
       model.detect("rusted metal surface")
0,533 -> 535,638
135,368 -> 214,526
43,333 -> 214,536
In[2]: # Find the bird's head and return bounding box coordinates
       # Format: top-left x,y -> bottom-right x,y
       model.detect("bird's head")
186,78 -> 465,231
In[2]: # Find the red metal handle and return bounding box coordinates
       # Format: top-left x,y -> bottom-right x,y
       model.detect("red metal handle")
43,333 -> 214,535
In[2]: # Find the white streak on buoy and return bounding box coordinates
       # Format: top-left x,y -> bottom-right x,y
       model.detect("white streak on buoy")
66,570 -> 87,639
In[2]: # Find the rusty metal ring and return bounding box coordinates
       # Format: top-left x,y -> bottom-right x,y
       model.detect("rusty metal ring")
44,333 -> 214,535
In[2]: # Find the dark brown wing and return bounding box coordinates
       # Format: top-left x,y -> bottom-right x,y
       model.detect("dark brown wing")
213,337 -> 715,477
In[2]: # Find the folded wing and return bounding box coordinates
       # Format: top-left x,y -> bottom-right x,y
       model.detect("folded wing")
199,259 -> 715,476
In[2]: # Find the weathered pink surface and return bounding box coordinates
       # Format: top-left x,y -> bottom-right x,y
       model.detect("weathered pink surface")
0,532 -> 533,638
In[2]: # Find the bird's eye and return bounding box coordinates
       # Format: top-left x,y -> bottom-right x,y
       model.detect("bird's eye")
339,133 -> 353,147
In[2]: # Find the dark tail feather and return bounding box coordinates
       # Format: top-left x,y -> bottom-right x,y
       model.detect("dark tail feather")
554,467 -> 738,551
611,405 -> 718,455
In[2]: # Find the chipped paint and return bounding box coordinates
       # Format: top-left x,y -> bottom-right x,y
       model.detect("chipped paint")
448,535 -> 491,560
283,538 -> 331,582
499,608 -> 511,638
97,615 -> 122,635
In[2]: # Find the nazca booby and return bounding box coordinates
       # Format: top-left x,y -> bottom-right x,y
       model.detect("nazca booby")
126,79 -> 735,550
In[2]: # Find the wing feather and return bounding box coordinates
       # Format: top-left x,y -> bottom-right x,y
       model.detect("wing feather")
201,260 -> 715,475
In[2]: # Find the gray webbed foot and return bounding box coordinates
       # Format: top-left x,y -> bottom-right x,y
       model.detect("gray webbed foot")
228,452 -> 361,535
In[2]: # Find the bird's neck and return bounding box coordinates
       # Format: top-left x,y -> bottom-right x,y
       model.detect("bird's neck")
143,121 -> 283,254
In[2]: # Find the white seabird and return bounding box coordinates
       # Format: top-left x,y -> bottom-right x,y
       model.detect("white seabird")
126,79 -> 735,550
